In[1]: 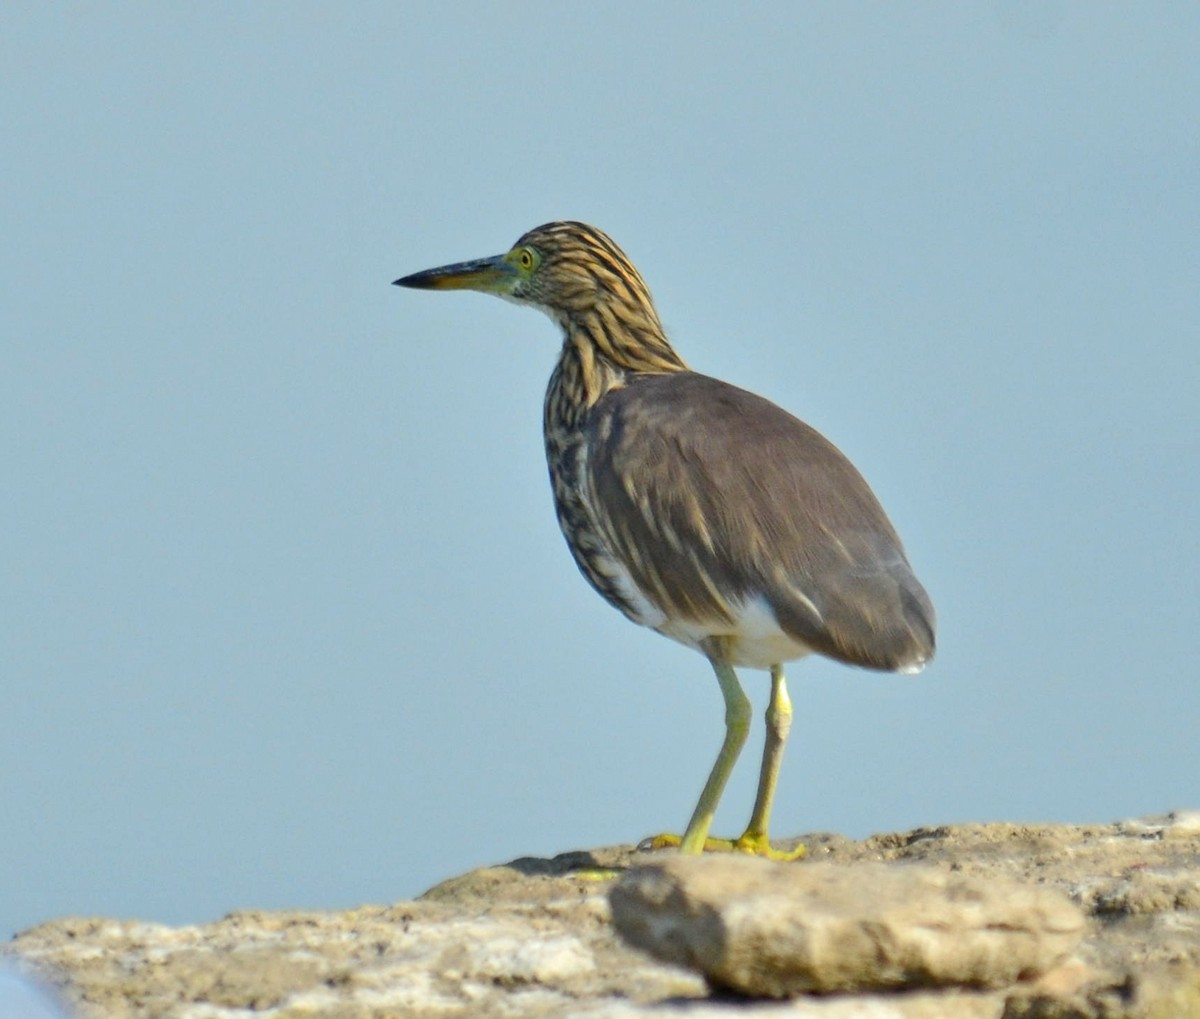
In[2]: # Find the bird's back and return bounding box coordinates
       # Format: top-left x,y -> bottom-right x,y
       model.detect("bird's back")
572,371 -> 935,673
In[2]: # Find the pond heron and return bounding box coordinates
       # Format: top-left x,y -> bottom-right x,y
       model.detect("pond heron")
394,222 -> 935,857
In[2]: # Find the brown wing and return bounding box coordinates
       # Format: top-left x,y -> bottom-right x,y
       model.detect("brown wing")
583,372 -> 935,671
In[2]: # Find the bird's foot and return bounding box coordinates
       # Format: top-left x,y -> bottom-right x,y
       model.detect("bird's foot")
729,830 -> 807,861
639,831 -> 806,861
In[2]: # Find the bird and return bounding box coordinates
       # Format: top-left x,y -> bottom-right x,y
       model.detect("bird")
393,221 -> 935,858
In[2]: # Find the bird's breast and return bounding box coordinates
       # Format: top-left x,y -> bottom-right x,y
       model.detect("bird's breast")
544,418 -> 665,627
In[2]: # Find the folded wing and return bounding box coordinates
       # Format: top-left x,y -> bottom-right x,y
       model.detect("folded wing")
583,372 -> 935,672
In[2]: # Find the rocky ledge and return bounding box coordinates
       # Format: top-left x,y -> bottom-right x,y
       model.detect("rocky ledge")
4,815 -> 1200,1018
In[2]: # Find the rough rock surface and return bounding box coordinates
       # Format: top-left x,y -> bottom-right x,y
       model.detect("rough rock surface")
3,814 -> 1200,1018
610,857 -> 1085,995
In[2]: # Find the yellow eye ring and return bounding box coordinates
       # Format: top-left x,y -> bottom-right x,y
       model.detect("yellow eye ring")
517,247 -> 536,270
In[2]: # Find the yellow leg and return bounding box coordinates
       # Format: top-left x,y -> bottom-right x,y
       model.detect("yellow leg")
733,664 -> 805,860
679,658 -> 751,854
645,661 -> 805,860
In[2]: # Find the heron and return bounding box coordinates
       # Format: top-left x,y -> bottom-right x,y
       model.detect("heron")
394,222 -> 935,858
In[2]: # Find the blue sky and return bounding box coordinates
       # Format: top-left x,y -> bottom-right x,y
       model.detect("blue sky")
3,4 -> 1198,936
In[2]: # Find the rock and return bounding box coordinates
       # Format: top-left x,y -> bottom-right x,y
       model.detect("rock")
3,817 -> 1200,1018
1005,966 -> 1200,1019
1090,869 -> 1200,916
610,856 -> 1085,997
3,888 -> 703,1019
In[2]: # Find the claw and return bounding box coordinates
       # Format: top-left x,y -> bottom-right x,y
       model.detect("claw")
640,831 -> 806,860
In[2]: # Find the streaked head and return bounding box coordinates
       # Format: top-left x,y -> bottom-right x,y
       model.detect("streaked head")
393,221 -> 661,327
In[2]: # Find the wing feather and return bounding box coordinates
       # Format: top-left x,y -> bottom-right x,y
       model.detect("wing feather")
583,372 -> 935,671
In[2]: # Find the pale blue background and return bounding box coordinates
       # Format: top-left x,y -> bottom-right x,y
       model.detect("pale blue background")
3,4 -> 1198,937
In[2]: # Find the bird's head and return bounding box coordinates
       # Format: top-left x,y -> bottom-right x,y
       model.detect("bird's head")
394,221 -> 663,329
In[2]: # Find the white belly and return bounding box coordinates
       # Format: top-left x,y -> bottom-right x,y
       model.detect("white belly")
587,537 -> 812,670
655,592 -> 814,670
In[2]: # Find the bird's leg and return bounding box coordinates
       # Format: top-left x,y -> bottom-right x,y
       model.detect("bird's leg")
733,664 -> 806,860
740,664 -> 791,844
643,656 -> 803,858
678,657 -> 752,853
645,656 -> 751,854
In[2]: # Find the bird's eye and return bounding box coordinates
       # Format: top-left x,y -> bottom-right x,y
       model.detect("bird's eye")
517,247 -> 537,271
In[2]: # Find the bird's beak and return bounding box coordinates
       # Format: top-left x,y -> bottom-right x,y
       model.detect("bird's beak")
392,254 -> 515,294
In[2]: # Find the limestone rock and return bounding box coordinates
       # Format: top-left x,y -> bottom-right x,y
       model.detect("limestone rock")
4,816 -> 1200,1018
610,856 -> 1086,997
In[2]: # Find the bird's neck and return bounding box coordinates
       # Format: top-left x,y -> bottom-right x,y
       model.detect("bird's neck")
548,305 -> 688,422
